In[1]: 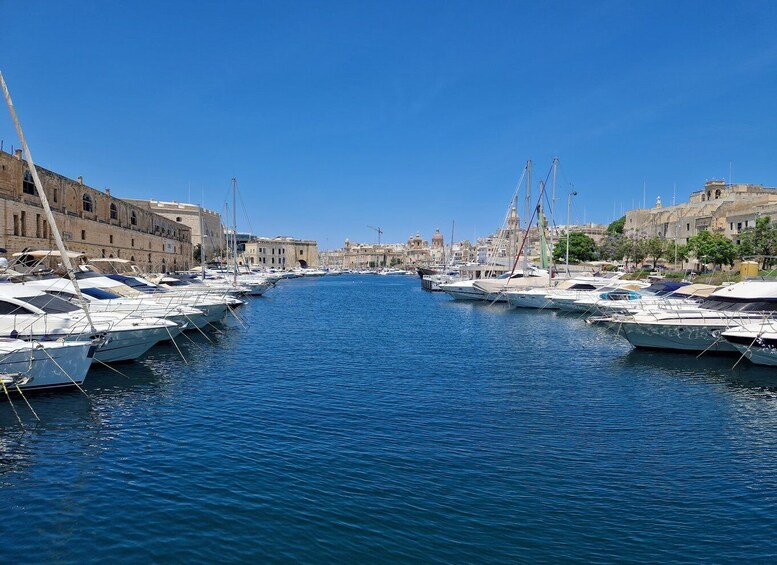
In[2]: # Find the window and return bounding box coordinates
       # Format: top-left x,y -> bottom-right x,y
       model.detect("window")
730,223 -> 734,231
82,193 -> 93,212
13,214 -> 19,236
18,294 -> 80,314
22,171 -> 36,195
81,229 -> 86,240
0,300 -> 35,315
737,222 -> 742,231
131,238 -> 135,247
110,203 -> 118,220
53,189 -> 57,203
110,235 -> 114,244
36,214 -> 41,238
715,189 -> 721,199
299,250 -> 303,255
131,211 -> 137,226
176,216 -> 182,222
686,223 -> 690,231
20,211 -> 26,236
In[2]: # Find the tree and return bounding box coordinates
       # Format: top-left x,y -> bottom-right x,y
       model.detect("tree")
627,236 -> 649,267
686,230 -> 737,269
552,232 -> 597,263
597,233 -> 630,263
644,236 -> 668,269
607,216 -> 625,235
737,216 -> 777,269
193,243 -> 202,263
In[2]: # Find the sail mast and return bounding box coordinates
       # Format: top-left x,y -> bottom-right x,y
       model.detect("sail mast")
231,177 -> 238,284
524,160 -> 531,273
199,202 -> 206,280
0,70 -> 95,331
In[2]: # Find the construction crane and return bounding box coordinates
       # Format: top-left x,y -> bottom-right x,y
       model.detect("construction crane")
367,225 -> 383,245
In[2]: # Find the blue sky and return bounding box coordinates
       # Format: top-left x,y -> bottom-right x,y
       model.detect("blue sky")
2,1 -> 776,249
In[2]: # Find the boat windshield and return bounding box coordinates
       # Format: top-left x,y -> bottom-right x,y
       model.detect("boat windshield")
701,296 -> 777,313
17,294 -> 81,313
82,287 -> 122,300
106,274 -> 160,294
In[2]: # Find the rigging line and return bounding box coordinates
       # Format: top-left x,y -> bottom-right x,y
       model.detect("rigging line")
507,162 -> 554,278
0,71 -> 97,333
14,382 -> 40,421
36,343 -> 90,399
92,357 -> 131,379
1,379 -> 24,428
236,186 -> 255,242
163,324 -> 188,364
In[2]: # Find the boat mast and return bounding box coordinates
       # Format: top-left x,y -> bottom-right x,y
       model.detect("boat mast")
199,202 -> 206,280
231,177 -> 238,284
524,160 -> 531,273
0,70 -> 95,331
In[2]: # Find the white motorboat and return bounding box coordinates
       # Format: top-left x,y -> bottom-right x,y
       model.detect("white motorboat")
18,278 -> 207,330
0,284 -> 180,363
607,280 -> 777,353
0,338 -> 94,392
722,320 -> 777,366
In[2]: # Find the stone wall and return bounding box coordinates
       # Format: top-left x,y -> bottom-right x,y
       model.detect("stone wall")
0,149 -> 192,272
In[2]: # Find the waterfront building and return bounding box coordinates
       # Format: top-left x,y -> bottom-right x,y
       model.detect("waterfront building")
242,236 -> 319,269
122,199 -> 223,262
0,148 -> 192,272
625,180 -> 777,244
321,240 -> 406,269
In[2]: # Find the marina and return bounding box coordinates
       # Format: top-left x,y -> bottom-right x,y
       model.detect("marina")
4,275 -> 777,562
3,2 -> 777,561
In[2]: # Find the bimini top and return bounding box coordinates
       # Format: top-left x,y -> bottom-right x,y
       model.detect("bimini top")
12,250 -> 85,259
88,258 -> 132,264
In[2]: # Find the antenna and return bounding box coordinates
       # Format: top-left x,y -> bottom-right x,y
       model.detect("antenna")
367,225 -> 383,245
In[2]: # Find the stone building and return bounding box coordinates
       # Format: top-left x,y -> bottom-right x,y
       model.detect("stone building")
123,199 -> 223,262
431,228 -> 444,262
321,240 -> 406,269
405,232 -> 431,265
625,180 -> 777,244
0,149 -> 192,272
242,237 -> 319,269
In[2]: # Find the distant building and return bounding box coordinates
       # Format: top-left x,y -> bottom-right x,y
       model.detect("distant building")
0,149 -> 192,272
123,199 -> 223,261
625,180 -> 777,245
242,236 -> 319,269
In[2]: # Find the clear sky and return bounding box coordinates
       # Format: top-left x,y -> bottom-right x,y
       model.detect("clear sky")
2,1 -> 776,249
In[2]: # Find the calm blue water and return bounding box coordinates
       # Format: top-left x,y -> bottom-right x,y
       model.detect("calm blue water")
3,275 -> 777,563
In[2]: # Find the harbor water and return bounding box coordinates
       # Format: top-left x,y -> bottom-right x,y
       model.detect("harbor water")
3,275 -> 777,562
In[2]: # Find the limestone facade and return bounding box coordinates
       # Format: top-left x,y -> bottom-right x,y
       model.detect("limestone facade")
0,149 -> 192,272
123,199 -> 223,261
321,241 -> 406,269
242,237 -> 319,269
625,180 -> 777,244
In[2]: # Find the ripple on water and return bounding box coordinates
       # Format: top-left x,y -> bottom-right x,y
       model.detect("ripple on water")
3,276 -> 777,563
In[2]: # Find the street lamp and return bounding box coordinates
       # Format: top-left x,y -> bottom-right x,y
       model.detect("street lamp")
565,189 -> 577,274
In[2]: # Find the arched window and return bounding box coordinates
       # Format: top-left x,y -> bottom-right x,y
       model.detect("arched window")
715,189 -> 721,199
176,216 -> 182,222
110,203 -> 118,220
131,211 -> 137,225
82,193 -> 93,212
